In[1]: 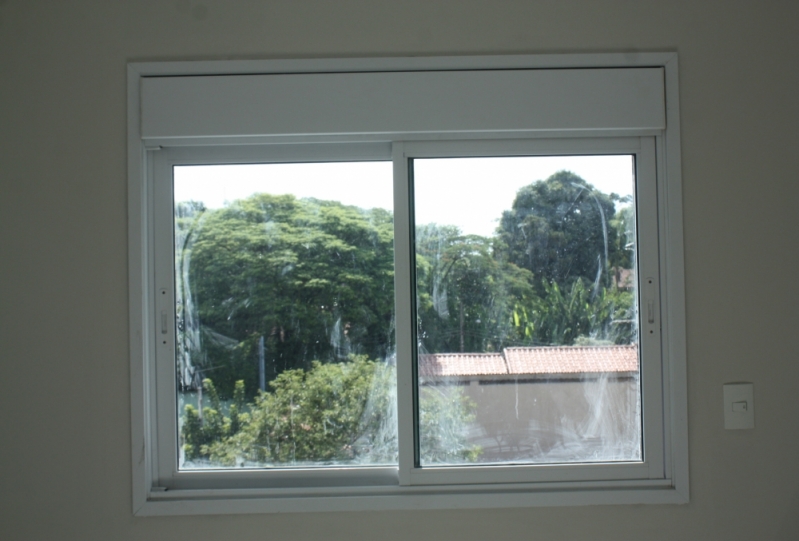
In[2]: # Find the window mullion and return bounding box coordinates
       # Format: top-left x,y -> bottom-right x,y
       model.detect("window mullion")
152,149 -> 179,486
635,137 -> 666,478
392,143 -> 416,485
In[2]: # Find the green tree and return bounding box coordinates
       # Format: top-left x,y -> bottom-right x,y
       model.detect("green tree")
495,171 -> 637,345
509,278 -> 634,346
415,225 -> 535,354
182,378 -> 247,461
497,171 -> 622,292
182,356 -> 479,467
177,175 -> 636,403
174,200 -> 209,392
180,194 -> 395,398
206,355 -> 391,465
419,386 -> 481,463
609,199 -> 636,270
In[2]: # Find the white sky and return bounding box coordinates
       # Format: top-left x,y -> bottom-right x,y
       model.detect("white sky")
174,155 -> 634,237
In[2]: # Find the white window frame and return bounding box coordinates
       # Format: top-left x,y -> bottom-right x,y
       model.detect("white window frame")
128,53 -> 688,515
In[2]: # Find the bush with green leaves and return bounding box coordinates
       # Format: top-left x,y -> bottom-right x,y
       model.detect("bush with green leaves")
181,355 -> 480,467
418,385 -> 481,463
182,378 -> 248,461
510,277 -> 634,346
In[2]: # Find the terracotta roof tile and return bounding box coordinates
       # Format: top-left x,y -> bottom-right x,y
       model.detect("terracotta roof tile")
418,352 -> 506,377
504,345 -> 638,375
418,345 -> 639,378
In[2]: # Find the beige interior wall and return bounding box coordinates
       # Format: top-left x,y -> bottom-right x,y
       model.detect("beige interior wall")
1,1 -> 798,539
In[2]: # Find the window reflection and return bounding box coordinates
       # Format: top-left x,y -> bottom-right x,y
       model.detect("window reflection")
413,156 -> 641,465
173,162 -> 398,469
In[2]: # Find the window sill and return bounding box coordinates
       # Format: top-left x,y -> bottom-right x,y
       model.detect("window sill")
137,479 -> 687,516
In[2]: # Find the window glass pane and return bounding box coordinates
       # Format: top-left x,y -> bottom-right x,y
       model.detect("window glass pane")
173,162 -> 397,469
413,156 -> 641,466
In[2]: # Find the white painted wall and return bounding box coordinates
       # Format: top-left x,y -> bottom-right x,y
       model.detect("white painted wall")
0,1 -> 797,539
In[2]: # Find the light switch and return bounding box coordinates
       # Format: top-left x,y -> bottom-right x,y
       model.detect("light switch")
723,383 -> 754,429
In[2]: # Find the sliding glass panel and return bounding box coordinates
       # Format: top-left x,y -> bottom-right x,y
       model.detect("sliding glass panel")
412,156 -> 641,466
173,161 -> 397,469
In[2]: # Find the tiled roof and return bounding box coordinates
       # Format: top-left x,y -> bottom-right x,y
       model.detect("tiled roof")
504,345 -> 638,375
418,345 -> 638,378
418,352 -> 506,377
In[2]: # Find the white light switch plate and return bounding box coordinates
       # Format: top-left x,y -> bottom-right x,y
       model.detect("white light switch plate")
723,383 -> 754,429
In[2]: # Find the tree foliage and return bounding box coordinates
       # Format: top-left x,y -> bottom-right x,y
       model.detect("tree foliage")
509,278 -> 634,346
415,225 -> 535,353
498,171 -> 623,291
178,169 -> 637,466
177,169 -> 636,402
179,194 -> 395,398
182,378 -> 247,461
183,356 -> 479,467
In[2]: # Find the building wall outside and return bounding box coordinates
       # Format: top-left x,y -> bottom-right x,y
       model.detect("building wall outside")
457,376 -> 640,464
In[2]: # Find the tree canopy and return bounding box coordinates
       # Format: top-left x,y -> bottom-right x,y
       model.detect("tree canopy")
178,170 -> 636,400
415,225 -> 535,353
497,170 -> 623,291
178,194 -> 395,397
183,356 -> 478,467
177,169 -> 637,467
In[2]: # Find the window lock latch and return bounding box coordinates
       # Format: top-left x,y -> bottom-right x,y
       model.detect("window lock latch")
645,277 -> 656,324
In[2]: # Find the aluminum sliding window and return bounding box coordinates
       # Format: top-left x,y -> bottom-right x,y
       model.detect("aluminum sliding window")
149,137 -> 663,489
152,144 -> 401,490
129,54 -> 688,514
395,139 -> 664,487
